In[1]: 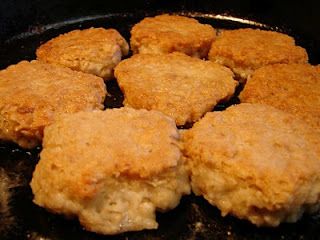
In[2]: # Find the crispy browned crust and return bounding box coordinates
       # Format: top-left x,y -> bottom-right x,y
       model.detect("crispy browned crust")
0,60 -> 106,148
130,14 -> 216,58
39,108 -> 183,180
182,103 -> 320,226
208,28 -> 308,79
36,28 -> 129,80
31,108 -> 190,234
114,53 -> 237,125
240,63 -> 320,129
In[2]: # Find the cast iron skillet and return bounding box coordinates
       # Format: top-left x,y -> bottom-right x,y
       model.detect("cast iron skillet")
1,6 -> 320,240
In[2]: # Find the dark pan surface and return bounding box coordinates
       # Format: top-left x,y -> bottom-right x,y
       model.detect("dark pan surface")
0,12 -> 320,240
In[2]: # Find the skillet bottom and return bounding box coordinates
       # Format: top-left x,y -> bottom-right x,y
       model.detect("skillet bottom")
0,12 -> 319,240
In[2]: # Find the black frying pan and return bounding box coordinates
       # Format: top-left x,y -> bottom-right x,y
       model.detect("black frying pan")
1,1 -> 320,239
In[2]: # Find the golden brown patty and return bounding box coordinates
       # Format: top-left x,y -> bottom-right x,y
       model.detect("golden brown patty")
240,63 -> 320,129
114,53 -> 237,126
182,103 -> 320,227
31,108 -> 190,235
208,28 -> 308,80
0,60 -> 106,148
130,14 -> 216,58
36,27 -> 129,80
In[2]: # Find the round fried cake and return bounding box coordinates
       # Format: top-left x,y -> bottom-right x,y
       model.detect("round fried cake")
36,27 -> 129,80
208,28 -> 308,80
182,103 -> 320,227
130,14 -> 216,58
114,53 -> 237,126
240,63 -> 320,129
31,108 -> 190,235
0,60 -> 106,148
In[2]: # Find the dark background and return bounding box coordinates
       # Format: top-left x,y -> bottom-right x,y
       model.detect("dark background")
0,0 -> 319,40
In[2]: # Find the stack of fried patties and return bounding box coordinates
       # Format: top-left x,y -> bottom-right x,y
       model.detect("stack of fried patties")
0,14 -> 319,235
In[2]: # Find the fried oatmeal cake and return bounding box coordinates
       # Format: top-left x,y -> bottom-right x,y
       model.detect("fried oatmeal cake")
114,53 -> 237,126
130,14 -> 216,58
36,27 -> 129,80
208,28 -> 308,80
182,103 -> 320,227
30,108 -> 190,235
240,63 -> 320,129
0,60 -> 106,148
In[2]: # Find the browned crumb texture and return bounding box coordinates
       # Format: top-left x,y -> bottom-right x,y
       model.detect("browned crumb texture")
208,28 -> 308,79
130,14 -> 216,58
37,27 -> 129,80
31,108 -> 190,234
182,103 -> 320,227
39,108 -> 182,179
0,60 -> 106,148
240,63 -> 320,129
114,53 -> 237,126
